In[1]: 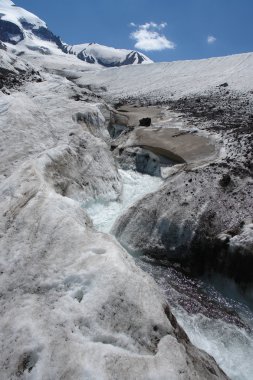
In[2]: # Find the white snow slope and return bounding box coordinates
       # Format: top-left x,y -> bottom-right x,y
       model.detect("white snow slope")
75,52 -> 253,100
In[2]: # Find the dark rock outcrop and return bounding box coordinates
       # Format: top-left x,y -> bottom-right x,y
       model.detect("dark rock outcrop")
219,173 -> 231,187
139,117 -> 151,126
121,51 -> 147,65
0,67 -> 42,91
0,40 -> 6,50
95,51 -> 149,67
0,17 -> 64,51
219,82 -> 229,88
31,27 -> 63,49
19,19 -> 64,50
0,19 -> 24,44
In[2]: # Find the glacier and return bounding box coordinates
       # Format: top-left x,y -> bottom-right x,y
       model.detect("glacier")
0,0 -> 253,379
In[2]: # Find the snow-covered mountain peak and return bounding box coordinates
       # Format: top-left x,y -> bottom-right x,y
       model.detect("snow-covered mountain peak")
65,42 -> 153,66
0,1 -> 153,67
0,0 -> 47,30
0,0 -> 61,55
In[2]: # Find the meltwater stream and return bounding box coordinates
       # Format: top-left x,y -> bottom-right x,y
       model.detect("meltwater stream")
85,169 -> 163,233
84,169 -> 253,380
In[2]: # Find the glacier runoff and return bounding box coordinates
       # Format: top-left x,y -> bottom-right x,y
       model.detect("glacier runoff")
84,169 -> 163,233
82,163 -> 253,380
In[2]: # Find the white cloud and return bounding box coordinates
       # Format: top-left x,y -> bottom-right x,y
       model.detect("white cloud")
130,22 -> 175,51
159,22 -> 167,29
207,35 -> 217,44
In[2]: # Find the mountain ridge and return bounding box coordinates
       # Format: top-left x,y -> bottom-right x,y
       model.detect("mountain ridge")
64,43 -> 152,67
0,0 -> 153,67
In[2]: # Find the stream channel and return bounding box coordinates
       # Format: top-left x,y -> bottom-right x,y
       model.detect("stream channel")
83,168 -> 253,380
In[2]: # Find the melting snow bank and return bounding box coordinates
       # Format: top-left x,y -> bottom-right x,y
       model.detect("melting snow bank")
84,169 -> 163,232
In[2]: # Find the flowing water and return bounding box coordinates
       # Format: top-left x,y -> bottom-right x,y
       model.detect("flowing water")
84,169 -> 253,380
137,258 -> 253,380
84,169 -> 163,233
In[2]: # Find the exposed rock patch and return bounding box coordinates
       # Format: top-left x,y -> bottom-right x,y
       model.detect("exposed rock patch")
0,19 -> 24,44
139,117 -> 151,126
0,68 -> 42,91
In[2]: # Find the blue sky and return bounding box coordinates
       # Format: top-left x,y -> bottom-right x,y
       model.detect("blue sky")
14,0 -> 253,62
